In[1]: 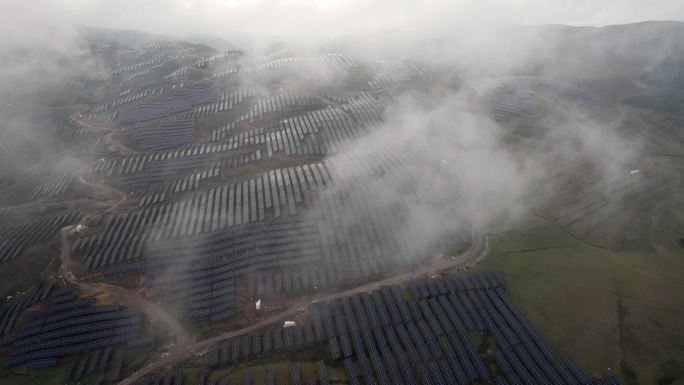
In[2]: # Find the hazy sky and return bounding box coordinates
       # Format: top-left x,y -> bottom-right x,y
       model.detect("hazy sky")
3,0 -> 684,45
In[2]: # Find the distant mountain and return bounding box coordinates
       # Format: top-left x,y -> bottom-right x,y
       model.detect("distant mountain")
322,20 -> 684,83
184,34 -> 241,51
521,21 -> 684,80
77,25 -> 173,49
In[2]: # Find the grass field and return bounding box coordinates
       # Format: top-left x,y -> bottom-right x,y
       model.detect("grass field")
474,217 -> 684,385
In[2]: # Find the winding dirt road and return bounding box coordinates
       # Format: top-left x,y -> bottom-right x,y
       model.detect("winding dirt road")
76,174 -> 130,215
49,117 -> 191,355
59,226 -> 192,350
116,229 -> 488,385
71,114 -> 138,156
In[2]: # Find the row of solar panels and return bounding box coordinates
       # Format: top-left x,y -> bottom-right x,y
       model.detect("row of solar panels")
138,361 -> 330,385
116,85 -> 213,124
204,272 -> 618,385
76,161 -> 333,269
136,86 -> 254,129
0,281 -> 53,338
2,287 -> 149,369
0,210 -> 81,262
91,142 -> 228,176
90,84 -> 174,114
136,149 -> 261,205
119,158 -> 214,189
233,92 -> 324,125
80,115 -> 438,272
85,156 -> 460,284
247,264 -> 341,298
63,346 -> 114,383
127,119 -> 198,151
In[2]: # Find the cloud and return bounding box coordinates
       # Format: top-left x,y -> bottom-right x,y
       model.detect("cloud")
0,0 -> 656,259
305,81 -> 643,262
2,0 -> 684,47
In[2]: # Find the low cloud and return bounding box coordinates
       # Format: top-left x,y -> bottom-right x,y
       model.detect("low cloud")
308,83 -> 642,257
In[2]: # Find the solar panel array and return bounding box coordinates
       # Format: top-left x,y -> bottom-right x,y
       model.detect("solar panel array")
116,85 -> 215,124
0,281 -> 53,338
203,271 -> 621,385
62,346 -> 117,384
1,286 -> 150,369
0,41 -> 625,385
129,360 -> 333,385
0,210 -> 81,262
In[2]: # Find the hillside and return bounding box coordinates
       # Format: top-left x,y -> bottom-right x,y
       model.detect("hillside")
0,22 -> 683,385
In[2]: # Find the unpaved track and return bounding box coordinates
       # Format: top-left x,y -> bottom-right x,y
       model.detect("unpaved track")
117,230 -> 488,385
71,114 -> 138,155
76,174 -> 130,214
53,153 -> 192,349
59,226 -> 192,349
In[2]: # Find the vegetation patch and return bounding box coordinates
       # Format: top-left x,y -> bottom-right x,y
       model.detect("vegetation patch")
475,217 -> 684,385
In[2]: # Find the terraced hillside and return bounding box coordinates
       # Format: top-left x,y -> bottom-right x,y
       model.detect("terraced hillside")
2,29 -> 683,385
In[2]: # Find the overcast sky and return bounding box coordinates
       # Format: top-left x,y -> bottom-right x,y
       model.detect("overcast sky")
2,0 -> 684,47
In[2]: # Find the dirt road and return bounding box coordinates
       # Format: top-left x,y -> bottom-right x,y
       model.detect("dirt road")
76,174 -> 130,214
58,226 -> 192,349
71,114 -> 138,155
116,230 -> 488,385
